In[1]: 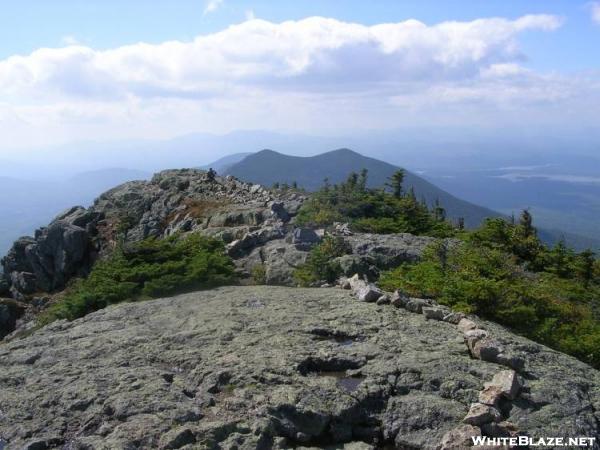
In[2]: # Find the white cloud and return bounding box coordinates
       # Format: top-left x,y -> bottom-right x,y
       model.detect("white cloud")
0,15 -> 562,100
203,0 -> 224,16
591,2 -> 600,24
0,14 -> 597,149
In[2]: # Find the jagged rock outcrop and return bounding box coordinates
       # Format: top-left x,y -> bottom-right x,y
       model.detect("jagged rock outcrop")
1,206 -> 102,299
0,170 -> 306,300
0,286 -> 598,449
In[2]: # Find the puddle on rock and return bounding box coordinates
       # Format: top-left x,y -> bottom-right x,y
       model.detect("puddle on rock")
337,338 -> 355,347
316,371 -> 365,393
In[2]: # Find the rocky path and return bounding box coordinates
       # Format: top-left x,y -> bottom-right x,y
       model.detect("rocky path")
0,286 -> 599,449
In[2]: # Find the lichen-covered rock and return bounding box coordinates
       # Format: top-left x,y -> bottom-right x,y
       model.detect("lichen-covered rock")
458,318 -> 478,333
260,241 -> 309,285
463,403 -> 502,426
1,207 -> 102,299
0,286 -> 598,449
344,233 -> 440,269
390,290 -> 409,308
423,306 -> 450,321
439,424 -> 481,449
486,370 -> 522,400
355,283 -> 384,303
478,385 -> 503,406
405,297 -> 431,313
382,393 -> 467,449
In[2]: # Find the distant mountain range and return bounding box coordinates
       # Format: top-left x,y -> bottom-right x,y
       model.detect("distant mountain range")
225,148 -> 501,228
222,149 -> 600,251
1,148 -> 597,257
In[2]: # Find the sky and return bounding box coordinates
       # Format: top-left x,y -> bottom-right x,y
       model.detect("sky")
1,0 -> 600,152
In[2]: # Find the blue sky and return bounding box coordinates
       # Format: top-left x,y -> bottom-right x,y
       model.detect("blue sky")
1,0 -> 600,150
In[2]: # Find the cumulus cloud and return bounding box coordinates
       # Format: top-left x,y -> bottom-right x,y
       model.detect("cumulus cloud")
0,15 -> 562,101
1,14 -> 597,148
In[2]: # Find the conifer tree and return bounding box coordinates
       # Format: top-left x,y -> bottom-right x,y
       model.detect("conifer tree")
577,249 -> 596,287
345,172 -> 359,192
520,209 -> 535,237
387,169 -> 405,198
358,168 -> 368,192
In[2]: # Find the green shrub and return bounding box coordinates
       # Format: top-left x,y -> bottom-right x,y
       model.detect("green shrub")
293,236 -> 351,286
251,264 -> 267,285
41,233 -> 236,323
295,170 -> 456,238
379,238 -> 600,368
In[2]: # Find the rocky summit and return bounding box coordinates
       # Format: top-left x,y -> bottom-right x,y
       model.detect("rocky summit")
1,285 -> 599,449
0,169 -> 439,338
0,169 -> 304,300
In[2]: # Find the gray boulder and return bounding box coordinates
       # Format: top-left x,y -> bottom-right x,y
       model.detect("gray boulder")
261,241 -> 309,285
405,298 -> 431,314
439,424 -> 481,449
458,318 -> 478,333
355,284 -> 384,303
422,306 -> 450,321
344,233 -> 441,269
1,207 -> 101,298
390,290 -> 409,308
463,403 -> 502,426
486,370 -> 522,400
270,202 -> 290,222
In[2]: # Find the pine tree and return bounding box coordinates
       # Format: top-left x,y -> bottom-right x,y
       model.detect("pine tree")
387,169 -> 405,198
408,186 -> 417,202
457,217 -> 465,230
519,209 -> 535,237
577,249 -> 596,287
292,181 -> 298,189
358,168 -> 368,192
433,199 -> 446,222
345,172 -> 359,192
